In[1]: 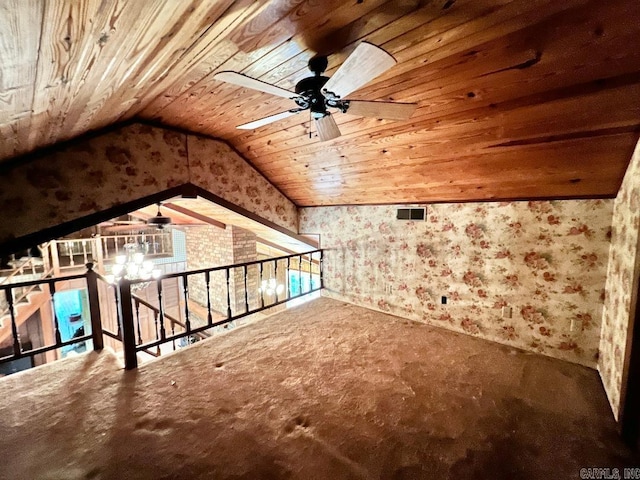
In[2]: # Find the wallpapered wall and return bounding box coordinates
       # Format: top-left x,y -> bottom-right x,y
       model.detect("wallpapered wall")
599,141 -> 640,420
300,200 -> 613,367
0,123 -> 297,248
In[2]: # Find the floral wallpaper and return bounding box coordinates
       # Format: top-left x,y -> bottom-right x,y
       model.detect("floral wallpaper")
300,200 -> 613,367
0,124 -> 188,247
0,124 -> 297,250
187,136 -> 297,231
599,140 -> 640,420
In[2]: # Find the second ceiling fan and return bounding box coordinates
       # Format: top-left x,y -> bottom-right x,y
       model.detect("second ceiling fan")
213,42 -> 417,142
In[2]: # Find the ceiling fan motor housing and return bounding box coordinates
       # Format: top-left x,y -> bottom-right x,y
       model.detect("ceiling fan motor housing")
147,214 -> 171,229
295,75 -> 330,115
147,204 -> 172,229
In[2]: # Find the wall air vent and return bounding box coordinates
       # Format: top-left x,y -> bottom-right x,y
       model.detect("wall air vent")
396,207 -> 426,221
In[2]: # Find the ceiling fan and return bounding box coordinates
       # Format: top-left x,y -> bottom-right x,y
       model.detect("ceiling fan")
99,217 -> 148,233
146,203 -> 172,230
213,42 -> 417,141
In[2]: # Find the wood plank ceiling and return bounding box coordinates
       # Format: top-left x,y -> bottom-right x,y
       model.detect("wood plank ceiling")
1,0 -> 640,206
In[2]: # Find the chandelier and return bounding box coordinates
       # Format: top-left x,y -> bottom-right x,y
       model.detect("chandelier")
259,278 -> 284,296
105,242 -> 161,288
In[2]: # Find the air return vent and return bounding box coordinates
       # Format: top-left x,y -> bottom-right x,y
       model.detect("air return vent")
396,207 -> 426,221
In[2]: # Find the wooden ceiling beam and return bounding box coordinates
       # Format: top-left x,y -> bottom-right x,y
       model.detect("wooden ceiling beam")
163,203 -> 227,230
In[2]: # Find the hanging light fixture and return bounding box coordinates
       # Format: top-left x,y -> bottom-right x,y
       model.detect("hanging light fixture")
259,278 -> 285,296
146,203 -> 172,229
105,242 -> 162,289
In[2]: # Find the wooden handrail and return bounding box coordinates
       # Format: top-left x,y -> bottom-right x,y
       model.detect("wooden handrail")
128,249 -> 323,287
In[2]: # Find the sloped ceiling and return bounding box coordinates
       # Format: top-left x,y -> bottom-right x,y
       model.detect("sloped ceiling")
2,0 -> 640,206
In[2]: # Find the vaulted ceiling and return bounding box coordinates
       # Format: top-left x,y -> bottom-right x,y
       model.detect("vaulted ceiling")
2,0 -> 640,206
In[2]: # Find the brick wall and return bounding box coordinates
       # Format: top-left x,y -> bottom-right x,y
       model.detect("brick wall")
185,225 -> 257,318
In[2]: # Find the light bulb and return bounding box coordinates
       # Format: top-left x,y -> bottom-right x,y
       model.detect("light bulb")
112,264 -> 124,275
143,260 -> 154,271
133,252 -> 144,264
127,264 -> 138,276
116,255 -> 126,265
152,269 -> 162,279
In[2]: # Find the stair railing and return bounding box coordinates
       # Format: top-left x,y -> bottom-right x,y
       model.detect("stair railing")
0,257 -> 51,326
130,293 -> 210,355
0,264 -> 101,365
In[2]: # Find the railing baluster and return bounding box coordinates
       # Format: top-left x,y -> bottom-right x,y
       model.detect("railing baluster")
286,257 -> 291,300
171,320 -> 176,351
85,263 -> 103,351
183,274 -> 191,333
298,255 -> 302,296
113,285 -> 121,338
49,281 -> 62,345
243,265 -> 249,313
259,262 -> 264,308
153,310 -> 160,356
225,267 -> 232,319
205,271 -> 213,326
68,242 -> 75,267
157,279 -> 166,341
117,280 -> 137,370
5,288 -> 22,356
320,250 -> 324,289
274,260 -> 279,303
82,240 -> 88,264
284,257 -> 291,300
134,298 -> 142,345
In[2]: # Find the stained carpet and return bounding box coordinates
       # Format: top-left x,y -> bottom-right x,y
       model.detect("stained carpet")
0,297 -> 637,479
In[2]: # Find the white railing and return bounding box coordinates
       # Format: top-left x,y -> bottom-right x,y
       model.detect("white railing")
48,232 -> 173,273
99,232 -> 172,259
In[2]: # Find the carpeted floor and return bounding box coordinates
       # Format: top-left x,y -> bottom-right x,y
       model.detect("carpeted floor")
0,297 -> 637,479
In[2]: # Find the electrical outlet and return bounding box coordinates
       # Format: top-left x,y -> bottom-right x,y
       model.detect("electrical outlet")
441,296 -> 447,305
502,306 -> 512,318
384,284 -> 393,294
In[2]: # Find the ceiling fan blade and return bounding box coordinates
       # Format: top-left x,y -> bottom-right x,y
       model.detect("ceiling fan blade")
315,114 -> 341,142
346,100 -> 417,120
322,42 -> 396,99
104,224 -> 154,233
113,220 -> 145,225
214,71 -> 297,99
237,109 -> 303,130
